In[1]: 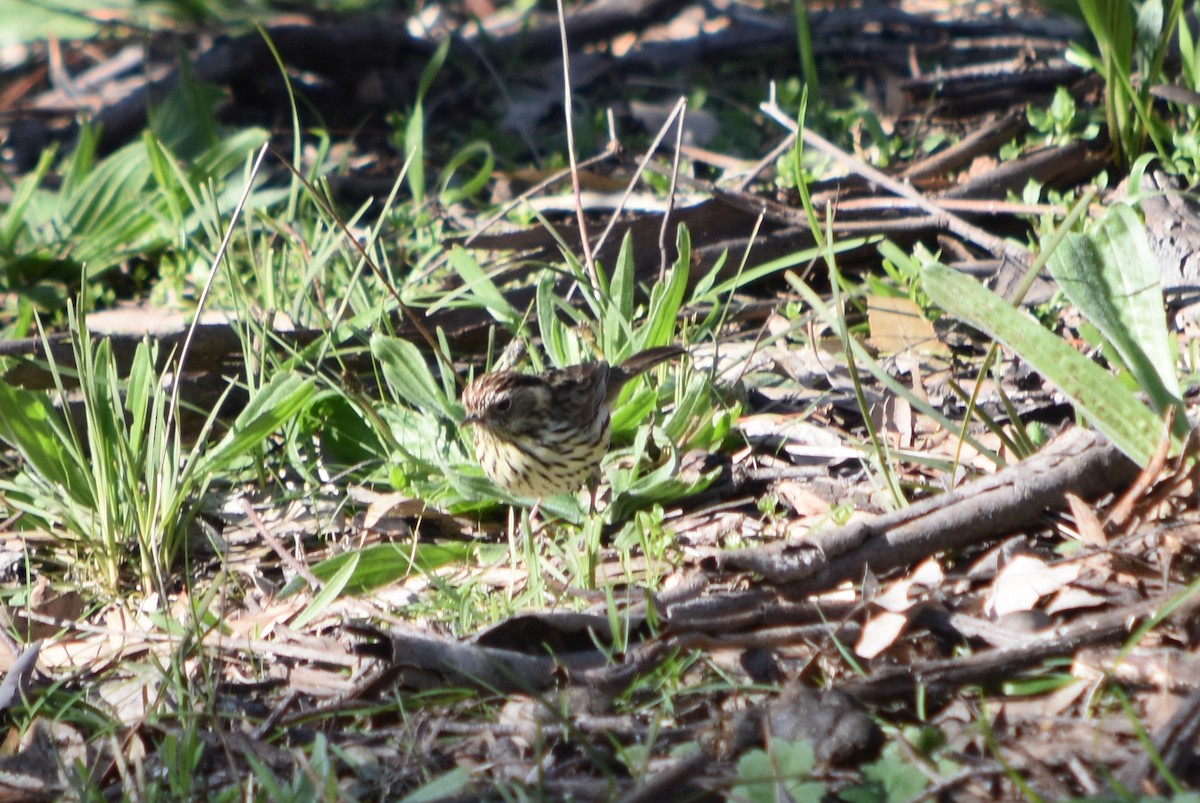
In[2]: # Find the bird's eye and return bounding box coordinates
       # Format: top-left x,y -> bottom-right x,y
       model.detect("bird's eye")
494,397 -> 513,413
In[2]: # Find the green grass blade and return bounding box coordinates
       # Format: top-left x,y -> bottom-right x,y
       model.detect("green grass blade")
292,551 -> 358,629
537,269 -> 571,367
606,231 -> 636,349
0,147 -> 55,250
291,542 -> 472,596
922,262 -> 1161,465
641,225 -> 690,350
433,245 -> 518,323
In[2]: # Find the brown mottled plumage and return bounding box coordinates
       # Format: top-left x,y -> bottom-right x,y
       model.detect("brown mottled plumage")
461,346 -> 685,498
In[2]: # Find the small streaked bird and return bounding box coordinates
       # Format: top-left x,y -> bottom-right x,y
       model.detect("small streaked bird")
461,346 -> 685,498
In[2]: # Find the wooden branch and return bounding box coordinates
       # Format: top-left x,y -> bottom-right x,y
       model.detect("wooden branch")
709,428 -> 1139,597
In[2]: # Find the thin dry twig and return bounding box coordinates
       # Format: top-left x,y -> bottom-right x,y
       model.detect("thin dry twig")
759,87 -> 1032,268
240,497 -> 323,592
556,0 -> 598,288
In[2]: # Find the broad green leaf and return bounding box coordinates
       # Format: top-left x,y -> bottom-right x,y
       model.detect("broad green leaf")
0,148 -> 55,250
0,381 -> 92,507
610,230 -> 636,329
610,386 -> 659,435
1047,204 -> 1182,420
124,340 -> 154,442
537,269 -> 570,366
292,542 -> 471,595
731,740 -> 823,803
840,747 -> 930,803
147,74 -> 222,156
373,334 -> 454,418
607,462 -> 712,524
85,339 -> 123,464
399,768 -> 471,803
922,262 -> 1161,465
200,373 -> 315,474
663,373 -> 722,445
0,0 -> 126,41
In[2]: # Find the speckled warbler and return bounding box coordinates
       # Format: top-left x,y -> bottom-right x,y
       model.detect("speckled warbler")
461,346 -> 685,498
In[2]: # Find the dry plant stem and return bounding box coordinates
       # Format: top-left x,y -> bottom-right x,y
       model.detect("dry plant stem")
351,561 -> 1180,700
759,93 -> 1030,268
938,139 -> 1101,201
239,497 -> 323,591
429,713 -> 660,740
464,150 -> 615,244
169,143 -> 269,430
353,616 -> 688,694
683,622 -> 861,651
914,768 -> 1009,803
900,107 -> 1029,180
251,690 -> 299,740
616,751 -> 709,803
556,0 -> 598,289
834,196 -> 1066,217
206,632 -> 359,667
1107,406 -> 1176,529
712,428 -> 1138,593
266,146 -> 456,382
356,623 -> 605,691
734,131 -> 800,192
658,97 -> 687,281
15,609 -> 173,643
591,97 -> 687,259
728,257 -> 771,388
1137,428 -> 1200,520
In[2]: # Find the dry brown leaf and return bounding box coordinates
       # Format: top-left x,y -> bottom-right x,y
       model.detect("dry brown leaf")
871,394 -> 914,449
855,560 -> 944,658
965,154 -> 998,179
856,611 -> 910,660
875,559 -> 945,613
866,295 -> 949,356
1065,492 -> 1109,547
1045,586 -> 1108,615
775,481 -> 832,518
926,429 -> 1007,473
10,581 -> 85,641
985,554 -> 1081,617
737,414 -> 857,464
226,597 -> 307,639
0,719 -> 84,801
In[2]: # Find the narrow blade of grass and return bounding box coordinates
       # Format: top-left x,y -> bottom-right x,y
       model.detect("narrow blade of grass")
922,262 -> 1161,465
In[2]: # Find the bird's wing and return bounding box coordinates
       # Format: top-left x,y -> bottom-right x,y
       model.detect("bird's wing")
554,361 -> 611,421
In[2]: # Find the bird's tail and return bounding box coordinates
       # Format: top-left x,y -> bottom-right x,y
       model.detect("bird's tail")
616,345 -> 688,378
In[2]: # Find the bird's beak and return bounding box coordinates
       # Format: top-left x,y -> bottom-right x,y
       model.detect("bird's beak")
462,412 -> 481,426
